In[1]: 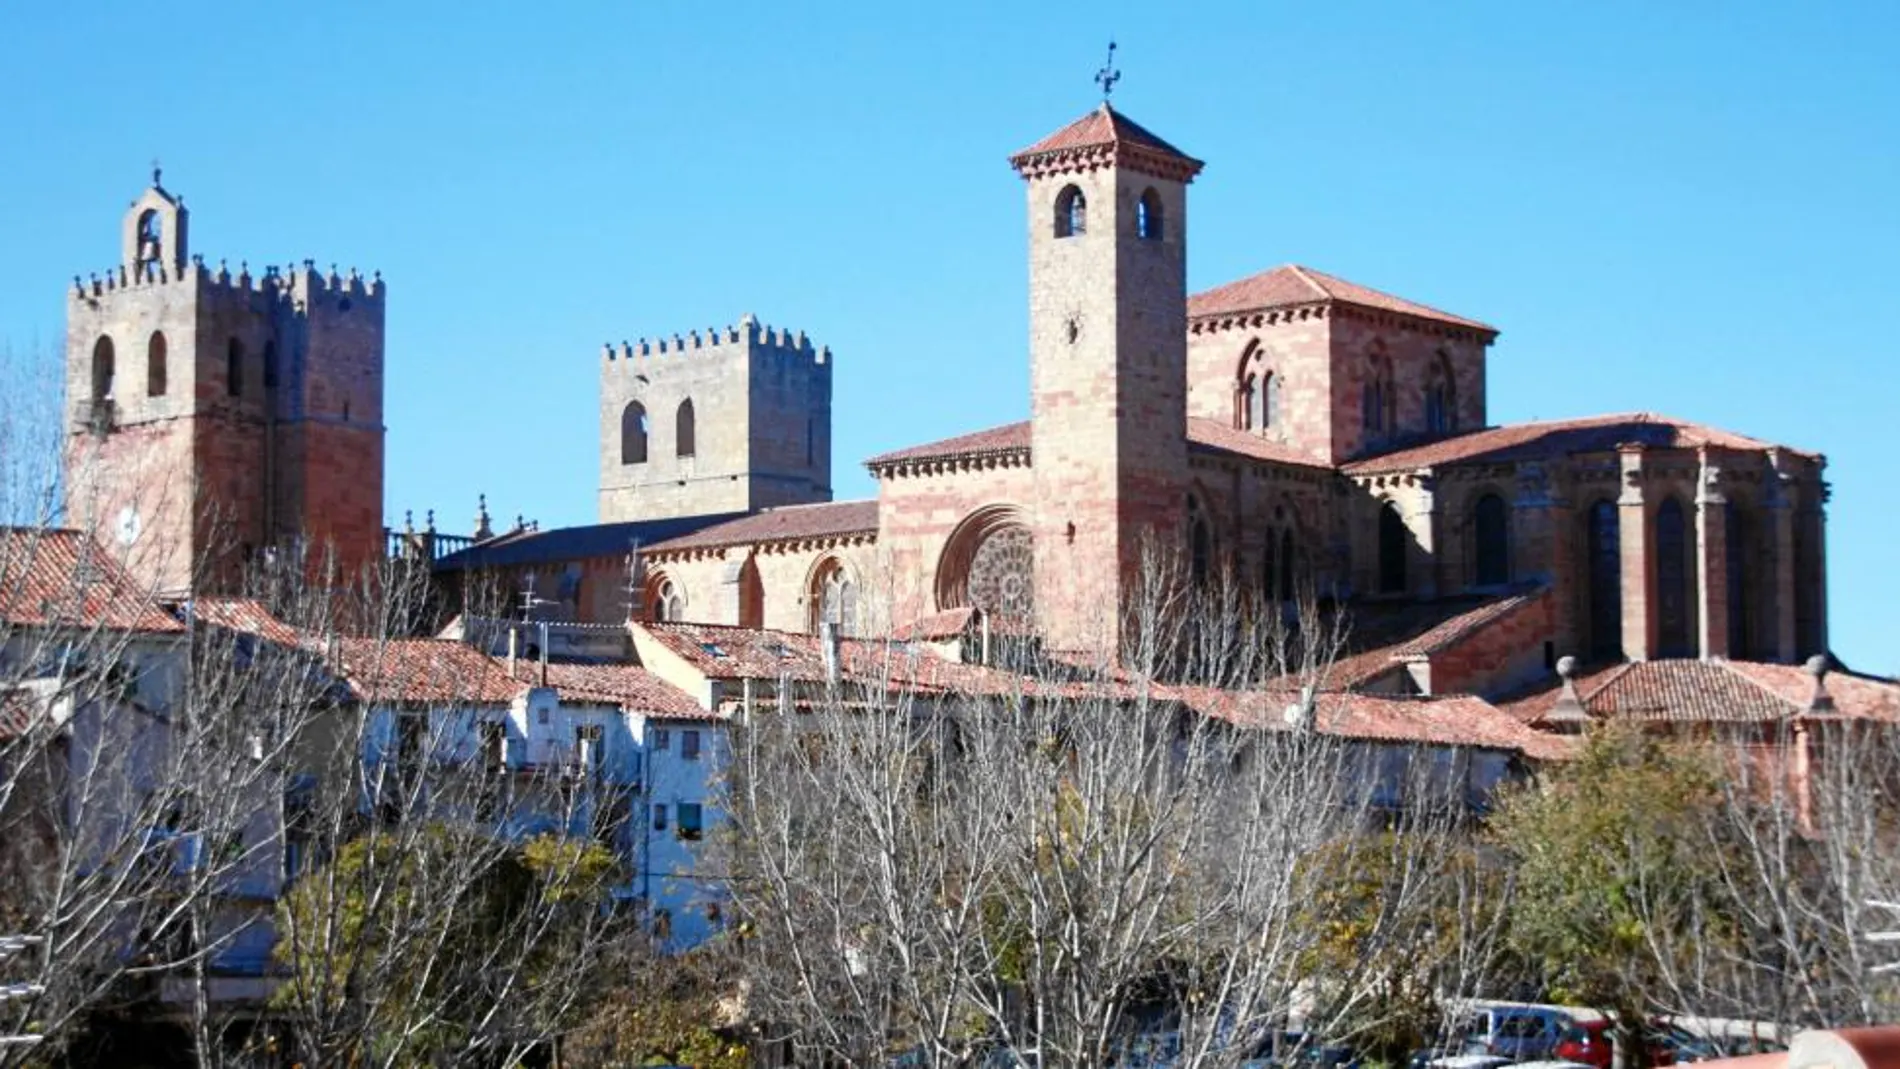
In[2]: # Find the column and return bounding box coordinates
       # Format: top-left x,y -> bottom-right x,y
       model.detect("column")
1410,474 -> 1440,599
1767,450 -> 1798,663
1694,449 -> 1730,659
1617,445 -> 1653,662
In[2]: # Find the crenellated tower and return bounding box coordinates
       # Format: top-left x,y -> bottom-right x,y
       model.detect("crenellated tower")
598,314 -> 832,523
1011,104 -> 1203,651
64,172 -> 387,595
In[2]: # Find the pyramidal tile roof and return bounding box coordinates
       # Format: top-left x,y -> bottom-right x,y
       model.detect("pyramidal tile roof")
1189,264 -> 1496,334
1009,104 -> 1203,181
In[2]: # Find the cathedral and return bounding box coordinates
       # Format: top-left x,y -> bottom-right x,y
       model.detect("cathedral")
63,102 -> 1832,700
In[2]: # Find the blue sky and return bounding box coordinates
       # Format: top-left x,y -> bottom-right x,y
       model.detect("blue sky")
1,2 -> 1894,669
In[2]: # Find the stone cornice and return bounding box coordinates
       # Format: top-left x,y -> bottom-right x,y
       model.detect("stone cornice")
1188,300 -> 1496,345
1010,143 -> 1204,184
642,528 -> 876,564
868,448 -> 1032,482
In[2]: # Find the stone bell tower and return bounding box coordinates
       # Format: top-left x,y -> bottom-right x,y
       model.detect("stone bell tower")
64,170 -> 387,596
1010,103 -> 1203,651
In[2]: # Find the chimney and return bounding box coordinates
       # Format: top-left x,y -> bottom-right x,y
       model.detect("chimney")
819,621 -> 839,686
506,627 -> 519,681
539,625 -> 549,688
1806,654 -> 1835,714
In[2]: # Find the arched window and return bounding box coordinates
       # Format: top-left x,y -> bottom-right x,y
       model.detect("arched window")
676,399 -> 696,458
737,555 -> 764,628
1137,188 -> 1164,240
1239,373 -> 1258,430
1473,494 -> 1510,587
1363,354 -> 1396,437
1586,500 -> 1623,660
651,576 -> 684,622
1655,497 -> 1692,657
263,340 -> 278,390
90,336 -> 115,402
1262,372 -> 1281,433
1054,185 -> 1086,238
1377,502 -> 1408,595
1425,355 -> 1456,434
1190,516 -> 1212,587
1362,382 -> 1378,434
146,332 -> 167,397
809,557 -> 858,634
226,338 -> 244,397
136,210 -> 162,274
1261,533 -> 1278,602
1279,527 -> 1296,600
621,401 -> 649,464
1726,502 -> 1753,658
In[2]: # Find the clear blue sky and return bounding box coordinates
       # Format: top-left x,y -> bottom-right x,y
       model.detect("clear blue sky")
2,2 -> 1894,670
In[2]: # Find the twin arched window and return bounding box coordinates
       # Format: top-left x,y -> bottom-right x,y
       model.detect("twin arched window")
1261,527 -> 1297,602
1137,188 -> 1164,240
1055,185 -> 1087,238
651,576 -> 684,622
810,557 -> 858,634
147,332 -> 167,397
1236,344 -> 1282,435
620,398 -> 700,465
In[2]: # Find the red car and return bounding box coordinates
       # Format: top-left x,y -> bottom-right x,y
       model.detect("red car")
1554,1020 -> 1614,1069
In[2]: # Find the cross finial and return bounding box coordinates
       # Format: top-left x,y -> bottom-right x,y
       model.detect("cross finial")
1094,40 -> 1120,101
151,158 -> 162,189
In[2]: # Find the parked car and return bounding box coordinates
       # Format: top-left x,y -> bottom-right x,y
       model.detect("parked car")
1453,1004 -> 1591,1062
1554,1019 -> 1614,1069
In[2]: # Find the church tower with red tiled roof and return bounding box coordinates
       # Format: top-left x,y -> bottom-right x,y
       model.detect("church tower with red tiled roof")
1010,104 -> 1203,650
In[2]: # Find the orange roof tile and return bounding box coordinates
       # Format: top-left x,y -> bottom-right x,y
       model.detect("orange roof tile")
1494,659 -> 1900,725
0,528 -> 183,633
330,638 -> 525,706
1189,264 -> 1495,333
643,501 -> 878,555
1343,413 -> 1809,475
188,597 -> 303,647
1174,686 -> 1575,761
540,662 -> 709,720
867,422 -> 1031,469
1009,104 -> 1202,181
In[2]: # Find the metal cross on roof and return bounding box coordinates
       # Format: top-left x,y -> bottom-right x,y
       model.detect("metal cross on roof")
1094,40 -> 1121,101
151,158 -> 162,188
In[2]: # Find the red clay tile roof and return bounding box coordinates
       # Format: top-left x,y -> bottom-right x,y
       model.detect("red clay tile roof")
1495,659 -> 1900,725
1189,264 -> 1495,333
0,528 -> 183,633
1009,105 -> 1202,180
1176,686 -> 1574,761
540,662 -> 709,720
0,688 -> 41,740
1343,413 -> 1809,475
1185,417 -> 1333,469
188,597 -> 303,647
1387,587 -> 1549,658
643,500 -> 879,554
330,638 -> 526,706
870,418 -> 1338,472
891,607 -> 979,642
867,422 -> 1032,469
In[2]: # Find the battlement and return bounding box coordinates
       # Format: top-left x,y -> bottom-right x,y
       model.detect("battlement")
69,256 -> 387,305
601,312 -> 831,368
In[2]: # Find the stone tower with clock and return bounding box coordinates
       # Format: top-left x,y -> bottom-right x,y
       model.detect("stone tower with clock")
64,172 -> 387,596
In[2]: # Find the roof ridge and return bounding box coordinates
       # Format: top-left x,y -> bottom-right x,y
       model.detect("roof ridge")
1577,661 -> 1636,704
1711,657 -> 1804,712
1284,264 -> 1335,302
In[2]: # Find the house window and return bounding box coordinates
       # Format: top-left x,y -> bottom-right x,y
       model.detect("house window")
1377,501 -> 1408,595
676,398 -> 696,457
652,727 -> 670,751
1473,493 -> 1510,587
652,803 -> 668,831
227,338 -> 244,397
681,729 -> 702,761
146,332 -> 167,397
1054,185 -> 1086,238
621,401 -> 649,464
677,802 -> 704,841
91,336 -> 115,402
1137,188 -> 1164,240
